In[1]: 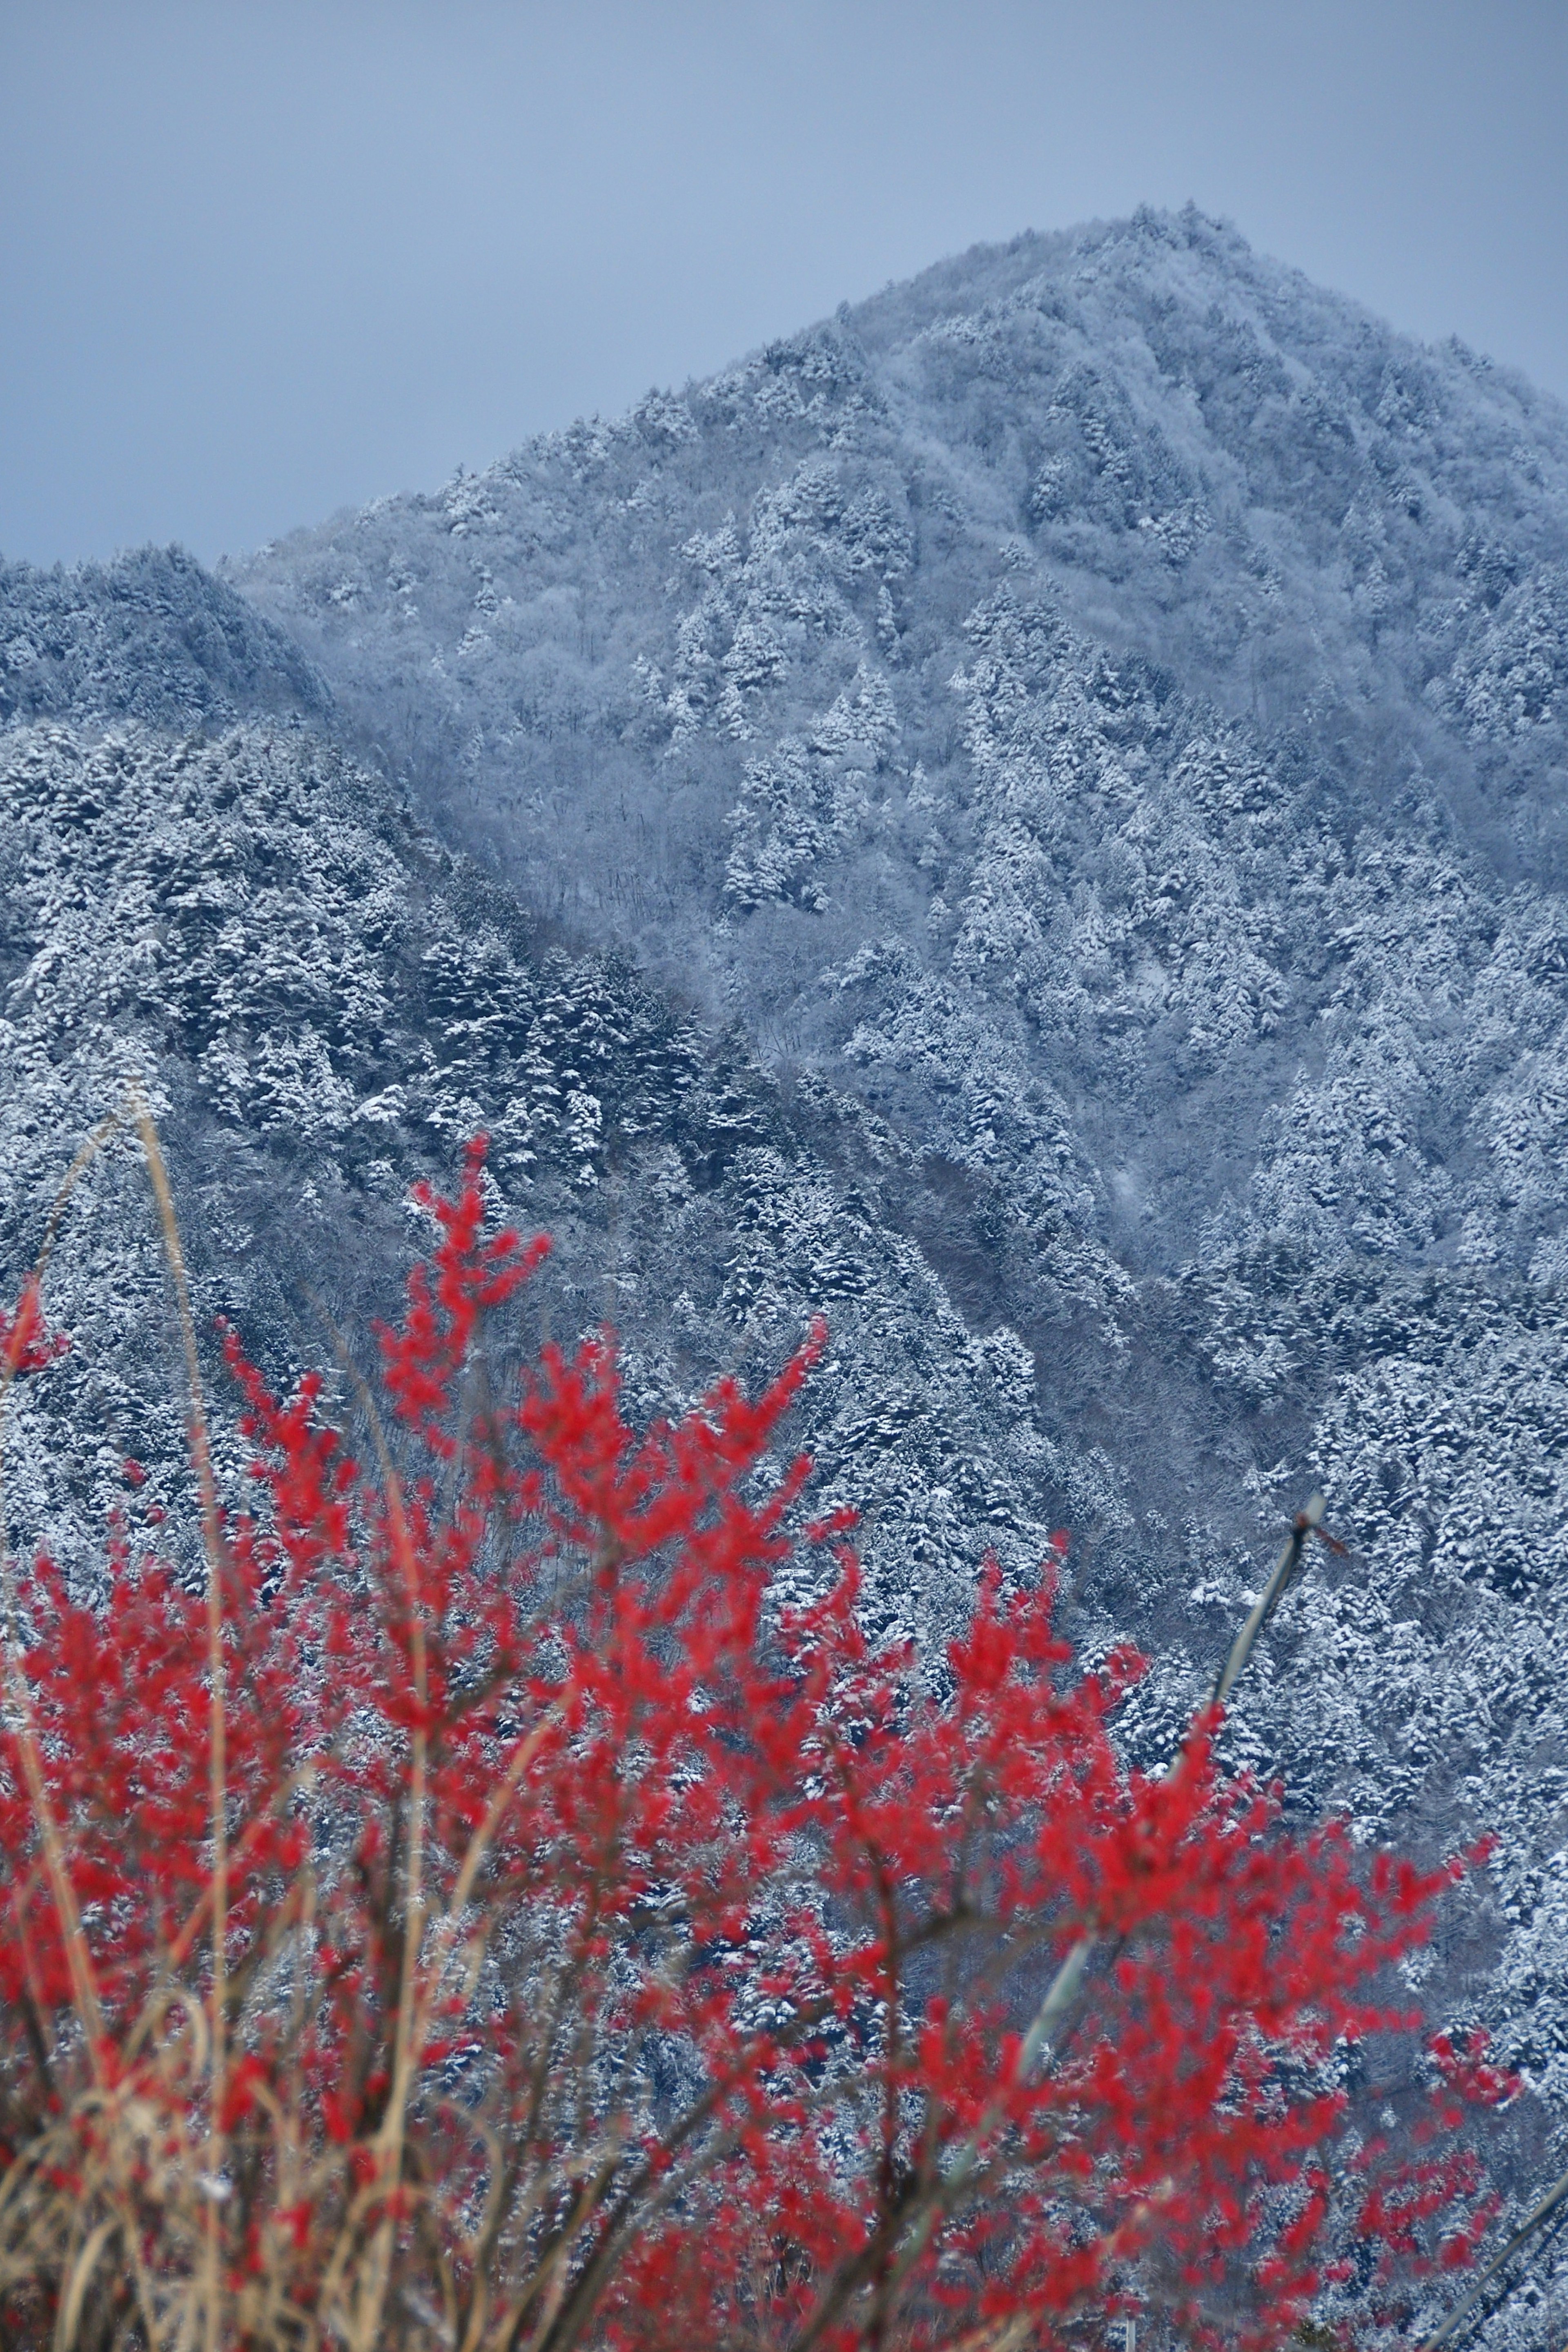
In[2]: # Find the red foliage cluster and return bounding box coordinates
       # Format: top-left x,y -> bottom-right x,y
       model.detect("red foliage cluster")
0,1279 -> 68,1381
0,1145 -> 1508,2352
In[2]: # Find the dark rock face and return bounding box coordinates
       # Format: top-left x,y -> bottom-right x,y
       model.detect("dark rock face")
7,214 -> 1568,2217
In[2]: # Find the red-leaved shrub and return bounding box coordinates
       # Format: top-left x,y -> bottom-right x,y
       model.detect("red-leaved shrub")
0,1142 -> 1508,2352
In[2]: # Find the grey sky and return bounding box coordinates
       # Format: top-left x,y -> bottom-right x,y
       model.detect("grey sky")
3,0 -> 1565,568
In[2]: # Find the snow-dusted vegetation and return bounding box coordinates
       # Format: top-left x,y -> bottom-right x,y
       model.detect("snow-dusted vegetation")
5,206 -> 1568,2338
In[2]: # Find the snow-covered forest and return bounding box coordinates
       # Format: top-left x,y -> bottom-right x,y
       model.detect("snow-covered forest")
5,205 -> 1568,2339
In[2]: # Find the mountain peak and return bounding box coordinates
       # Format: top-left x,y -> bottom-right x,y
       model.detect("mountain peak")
11,229 -> 1568,2156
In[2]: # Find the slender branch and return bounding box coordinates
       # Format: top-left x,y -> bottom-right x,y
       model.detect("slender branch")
0,1137 -> 121,2052
1417,2163 -> 1568,2352
131,1092 -> 231,2352
1210,1491 -> 1326,1711
793,1492 -> 1340,2352
313,1296 -> 445,2352
0,1107 -> 164,2352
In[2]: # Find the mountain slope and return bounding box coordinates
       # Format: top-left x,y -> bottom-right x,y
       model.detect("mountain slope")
2,214 -> 1567,2289
229,209 -> 1568,2143
0,699 -> 1089,1666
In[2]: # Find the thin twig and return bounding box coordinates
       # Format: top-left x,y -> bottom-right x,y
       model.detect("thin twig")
1210,1491 -> 1327,1711
1417,2162 -> 1568,2352
795,1492 -> 1341,2352
0,1107 -> 166,2352
130,1091 -> 231,2352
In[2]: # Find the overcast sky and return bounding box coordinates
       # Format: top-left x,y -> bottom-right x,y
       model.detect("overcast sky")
2,0 -> 1565,568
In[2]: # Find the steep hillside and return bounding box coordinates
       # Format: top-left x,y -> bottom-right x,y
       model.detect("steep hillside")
231,209 -> 1568,2147
0,706 -> 1089,1659
2,212 -> 1566,2303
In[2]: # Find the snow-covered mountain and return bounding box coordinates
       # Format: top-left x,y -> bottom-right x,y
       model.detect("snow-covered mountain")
6,209 -> 1568,2305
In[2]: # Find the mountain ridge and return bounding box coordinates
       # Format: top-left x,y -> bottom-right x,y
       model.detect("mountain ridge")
4,215 -> 1568,2304
225,204 -> 1568,2149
